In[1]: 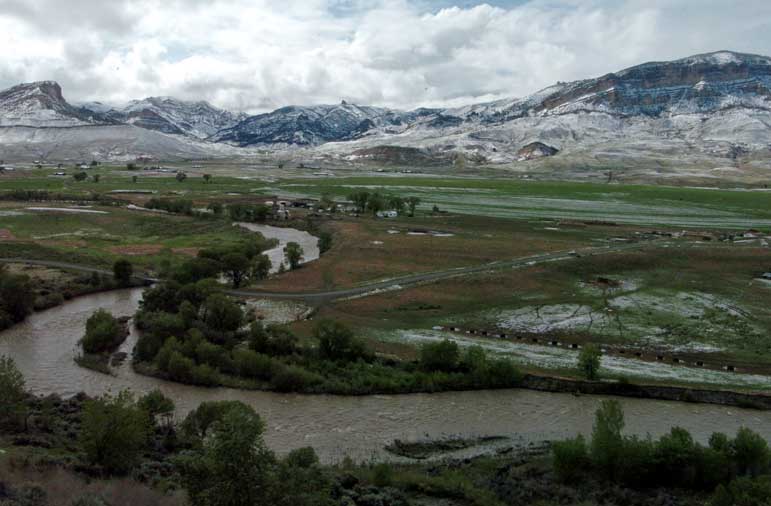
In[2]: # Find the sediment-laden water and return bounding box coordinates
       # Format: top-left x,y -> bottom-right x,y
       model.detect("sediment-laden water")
2,288 -> 770,463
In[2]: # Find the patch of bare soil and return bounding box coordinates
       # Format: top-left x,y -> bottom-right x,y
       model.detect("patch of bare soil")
0,228 -> 16,240
108,244 -> 165,256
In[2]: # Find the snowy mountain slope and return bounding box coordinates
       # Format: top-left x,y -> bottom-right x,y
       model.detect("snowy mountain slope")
79,97 -> 246,139
0,81 -> 113,128
211,101 -> 417,146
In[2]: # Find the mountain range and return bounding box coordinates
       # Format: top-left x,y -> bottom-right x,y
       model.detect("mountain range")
1,50 -> 771,171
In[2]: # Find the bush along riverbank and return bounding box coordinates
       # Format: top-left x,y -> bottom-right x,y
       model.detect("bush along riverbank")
75,310 -> 132,375
3,354 -> 769,506
128,279 -> 523,395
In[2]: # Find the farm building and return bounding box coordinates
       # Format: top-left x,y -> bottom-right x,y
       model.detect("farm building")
376,210 -> 398,218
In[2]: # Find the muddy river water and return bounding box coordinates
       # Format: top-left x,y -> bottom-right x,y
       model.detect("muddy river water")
2,288 -> 770,463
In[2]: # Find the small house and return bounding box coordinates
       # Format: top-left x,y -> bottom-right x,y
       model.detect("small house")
376,210 -> 398,219
762,272 -> 771,280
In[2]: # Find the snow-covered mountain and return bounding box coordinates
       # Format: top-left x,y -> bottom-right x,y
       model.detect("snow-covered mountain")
2,50 -> 771,171
211,101 -> 419,146
0,81 -> 113,128
80,97 -> 246,139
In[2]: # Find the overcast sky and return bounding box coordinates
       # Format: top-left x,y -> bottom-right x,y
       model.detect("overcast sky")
1,0 -> 770,113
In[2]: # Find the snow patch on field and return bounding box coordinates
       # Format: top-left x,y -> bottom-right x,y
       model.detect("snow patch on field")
387,329 -> 771,388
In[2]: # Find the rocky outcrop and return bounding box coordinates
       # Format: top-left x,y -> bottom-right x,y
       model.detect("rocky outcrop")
516,142 -> 559,160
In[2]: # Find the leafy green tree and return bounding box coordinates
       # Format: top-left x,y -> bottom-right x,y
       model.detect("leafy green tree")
711,476 -> 771,506
406,196 -> 421,217
0,268 -> 35,326
318,231 -> 333,254
207,202 -> 223,215
578,343 -> 602,380
251,254 -> 272,281
138,388 -> 175,424
222,252 -> 250,288
92,174 -> 101,183
73,171 -> 88,182
177,402 -> 277,506
419,339 -> 460,372
80,391 -> 150,474
314,320 -> 367,362
181,400 -> 247,442
733,427 -> 770,477
80,309 -> 123,354
132,175 -> 138,183
0,355 -> 25,423
387,195 -> 405,213
113,259 -> 133,287
176,171 -> 188,182
590,400 -> 625,478
203,174 -> 212,184
347,191 -> 369,213
284,242 -> 304,270
201,294 -> 243,333
367,192 -> 386,215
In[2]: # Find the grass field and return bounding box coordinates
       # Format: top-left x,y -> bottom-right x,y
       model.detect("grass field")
274,176 -> 771,228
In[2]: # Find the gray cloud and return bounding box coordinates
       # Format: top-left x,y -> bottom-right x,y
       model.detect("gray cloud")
0,0 -> 769,113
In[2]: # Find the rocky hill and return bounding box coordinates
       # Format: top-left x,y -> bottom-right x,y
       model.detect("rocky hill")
0,81 -> 113,128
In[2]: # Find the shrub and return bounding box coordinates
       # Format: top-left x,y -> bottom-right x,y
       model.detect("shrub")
590,400 -> 625,478
419,340 -> 459,372
232,349 -> 275,380
372,463 -> 394,487
137,389 -> 175,420
578,343 -> 602,380
81,309 -> 123,354
270,366 -> 321,393
80,391 -> 150,474
167,351 -> 196,382
315,320 -> 368,362
552,435 -> 589,482
0,355 -> 25,422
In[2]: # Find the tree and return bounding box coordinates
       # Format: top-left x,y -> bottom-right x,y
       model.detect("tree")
132,175 -> 138,183
80,391 -> 150,474
0,355 -> 25,423
284,242 -> 304,270
733,427 -> 770,477
176,171 -> 188,182
366,192 -> 386,215
201,294 -> 243,333
126,163 -> 137,170
406,196 -> 421,217
347,191 -> 369,213
221,253 -> 250,288
590,400 -> 625,478
387,195 -> 405,214
319,193 -> 335,211
80,309 -> 123,354
419,339 -> 460,372
203,174 -> 212,184
578,343 -> 602,380
92,174 -> 101,183
318,231 -> 333,254
138,389 -> 175,427
251,254 -> 272,281
73,171 -> 88,182
314,320 -> 367,362
177,402 -> 277,506
0,268 -> 35,327
113,259 -> 133,287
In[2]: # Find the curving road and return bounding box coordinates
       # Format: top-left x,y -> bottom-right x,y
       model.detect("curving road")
0,242 -> 664,303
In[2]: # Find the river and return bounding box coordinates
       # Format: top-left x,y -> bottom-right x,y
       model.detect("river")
234,223 -> 320,273
1,288 -> 770,463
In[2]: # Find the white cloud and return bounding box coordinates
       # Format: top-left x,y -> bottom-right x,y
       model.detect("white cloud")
0,0 -> 770,113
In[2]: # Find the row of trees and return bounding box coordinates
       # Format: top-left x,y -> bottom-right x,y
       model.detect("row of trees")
553,400 -> 771,499
347,191 -> 421,216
